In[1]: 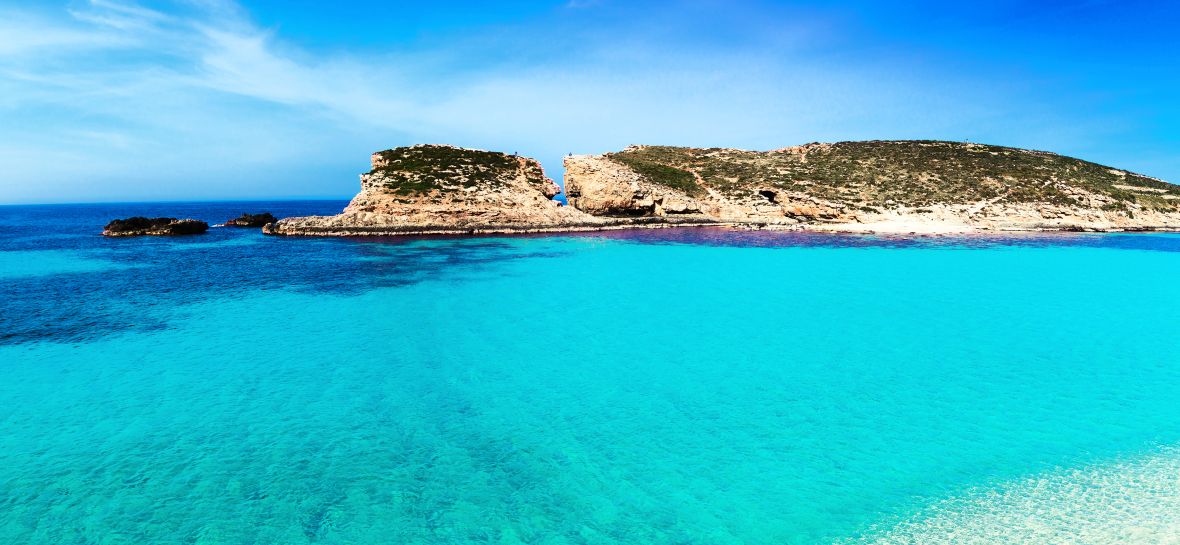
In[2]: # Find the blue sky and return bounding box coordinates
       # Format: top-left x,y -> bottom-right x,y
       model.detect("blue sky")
1,0 -> 1177,203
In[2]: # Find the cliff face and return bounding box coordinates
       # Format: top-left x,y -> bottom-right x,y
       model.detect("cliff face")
268,141 -> 1180,237
267,145 -> 605,236
565,141 -> 1180,232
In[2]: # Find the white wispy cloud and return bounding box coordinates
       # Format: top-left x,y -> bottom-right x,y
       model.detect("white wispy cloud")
0,9 -> 131,55
0,0 -> 1131,203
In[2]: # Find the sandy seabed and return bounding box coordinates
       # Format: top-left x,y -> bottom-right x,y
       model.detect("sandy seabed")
845,447 -> 1180,545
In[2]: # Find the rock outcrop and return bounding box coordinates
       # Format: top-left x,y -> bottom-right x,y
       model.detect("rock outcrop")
565,141 -> 1180,233
266,145 -> 722,236
225,213 -> 276,227
103,217 -> 209,237
267,141 -> 1180,238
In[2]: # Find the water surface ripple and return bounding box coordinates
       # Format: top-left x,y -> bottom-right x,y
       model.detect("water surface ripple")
2,202 -> 1179,544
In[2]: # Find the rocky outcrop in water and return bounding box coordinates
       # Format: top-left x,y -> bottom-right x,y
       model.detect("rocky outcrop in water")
266,141 -> 1180,237
225,213 -> 277,227
102,217 -> 209,237
565,141 -> 1180,233
266,145 -> 722,236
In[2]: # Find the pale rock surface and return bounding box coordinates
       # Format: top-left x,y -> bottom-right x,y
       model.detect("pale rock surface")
564,144 -> 1180,234
267,145 -> 608,236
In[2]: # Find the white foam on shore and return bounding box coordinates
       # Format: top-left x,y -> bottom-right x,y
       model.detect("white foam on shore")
842,448 -> 1180,545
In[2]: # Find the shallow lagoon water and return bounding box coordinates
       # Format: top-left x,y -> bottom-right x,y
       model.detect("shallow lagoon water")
2,202 -> 1180,544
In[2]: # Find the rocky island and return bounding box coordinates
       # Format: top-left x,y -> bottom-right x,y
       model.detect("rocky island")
103,217 -> 209,237
225,212 -> 277,227
267,141 -> 1180,236
265,145 -> 717,236
567,141 -> 1180,233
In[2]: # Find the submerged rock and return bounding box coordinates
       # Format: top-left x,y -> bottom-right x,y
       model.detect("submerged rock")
102,217 -> 208,237
224,212 -> 277,227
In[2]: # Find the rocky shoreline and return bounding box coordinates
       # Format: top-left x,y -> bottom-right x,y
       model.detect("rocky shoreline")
264,216 -> 1180,238
263,216 -> 729,237
265,142 -> 1180,237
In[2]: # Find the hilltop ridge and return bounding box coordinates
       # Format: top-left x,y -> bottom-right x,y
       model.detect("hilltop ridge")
565,140 -> 1180,233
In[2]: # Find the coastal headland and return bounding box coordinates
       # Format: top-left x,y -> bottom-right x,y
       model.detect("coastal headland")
265,141 -> 1180,236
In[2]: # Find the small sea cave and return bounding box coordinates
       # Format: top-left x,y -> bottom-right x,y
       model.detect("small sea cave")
758,190 -> 778,204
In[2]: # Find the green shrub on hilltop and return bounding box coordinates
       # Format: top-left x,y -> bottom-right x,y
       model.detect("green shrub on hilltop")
371,145 -> 520,195
605,152 -> 704,196
604,141 -> 1180,210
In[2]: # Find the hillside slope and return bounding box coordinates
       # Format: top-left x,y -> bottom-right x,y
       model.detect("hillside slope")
565,141 -> 1180,232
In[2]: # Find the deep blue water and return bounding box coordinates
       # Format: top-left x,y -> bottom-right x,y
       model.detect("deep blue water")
2,201 -> 1180,544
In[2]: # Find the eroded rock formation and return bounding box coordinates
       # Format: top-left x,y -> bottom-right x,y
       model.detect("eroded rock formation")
225,213 -> 277,227
267,141 -> 1180,237
265,145 -> 721,236
565,142 -> 1180,233
103,217 -> 209,237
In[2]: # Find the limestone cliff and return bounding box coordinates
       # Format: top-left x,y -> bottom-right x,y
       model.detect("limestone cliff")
565,141 -> 1180,232
267,145 -> 614,236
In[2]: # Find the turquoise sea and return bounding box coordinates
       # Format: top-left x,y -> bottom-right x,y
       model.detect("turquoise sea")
3,201 -> 1180,544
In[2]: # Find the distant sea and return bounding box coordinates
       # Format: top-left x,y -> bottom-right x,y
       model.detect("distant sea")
3,201 -> 1180,544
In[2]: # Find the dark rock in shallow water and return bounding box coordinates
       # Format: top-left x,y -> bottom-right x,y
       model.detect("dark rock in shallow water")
102,217 -> 208,237
224,212 -> 277,227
